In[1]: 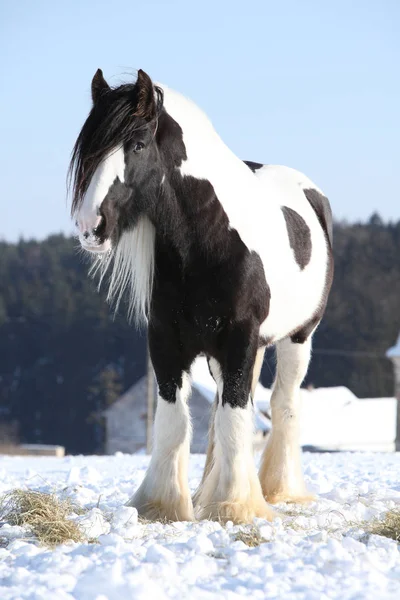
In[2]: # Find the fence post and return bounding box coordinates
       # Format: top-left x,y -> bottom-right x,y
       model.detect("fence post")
146,343 -> 156,454
386,334 -> 400,451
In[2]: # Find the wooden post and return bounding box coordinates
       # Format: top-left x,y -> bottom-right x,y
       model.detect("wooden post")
394,360 -> 400,452
146,344 -> 156,454
386,334 -> 400,452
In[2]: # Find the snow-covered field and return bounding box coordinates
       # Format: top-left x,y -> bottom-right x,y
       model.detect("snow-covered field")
0,452 -> 399,599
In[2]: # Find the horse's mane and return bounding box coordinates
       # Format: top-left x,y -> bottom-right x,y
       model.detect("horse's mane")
68,82 -> 163,215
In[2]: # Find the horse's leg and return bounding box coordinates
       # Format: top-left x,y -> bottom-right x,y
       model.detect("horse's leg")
192,393 -> 217,505
127,326 -> 194,521
259,335 -> 314,504
194,329 -> 274,523
251,346 -> 266,399
194,344 -> 265,504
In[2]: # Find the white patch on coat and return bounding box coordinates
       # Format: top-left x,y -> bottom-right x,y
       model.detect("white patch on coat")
91,215 -> 155,323
159,85 -> 330,344
254,166 -> 329,342
76,147 -> 125,235
127,372 -> 194,520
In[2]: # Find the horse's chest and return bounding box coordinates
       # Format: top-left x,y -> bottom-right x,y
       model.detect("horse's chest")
153,243 -> 267,348
156,271 -> 233,347
180,284 -> 230,339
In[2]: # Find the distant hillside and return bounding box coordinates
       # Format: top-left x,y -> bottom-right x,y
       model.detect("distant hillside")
0,215 -> 399,453
0,235 -> 146,454
300,215 -> 400,398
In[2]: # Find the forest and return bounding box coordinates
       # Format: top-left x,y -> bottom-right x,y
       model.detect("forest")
0,214 -> 399,453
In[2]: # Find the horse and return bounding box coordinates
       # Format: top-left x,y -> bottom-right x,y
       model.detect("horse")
69,68 -> 334,523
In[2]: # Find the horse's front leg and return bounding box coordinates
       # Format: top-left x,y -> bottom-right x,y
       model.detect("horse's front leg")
127,323 -> 194,522
194,325 -> 274,523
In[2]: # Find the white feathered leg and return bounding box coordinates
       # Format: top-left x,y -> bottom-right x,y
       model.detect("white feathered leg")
195,357 -> 274,523
193,346 -> 266,506
259,336 -> 314,504
127,372 -> 194,521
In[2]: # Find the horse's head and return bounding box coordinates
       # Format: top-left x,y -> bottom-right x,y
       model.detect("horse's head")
69,69 -> 164,254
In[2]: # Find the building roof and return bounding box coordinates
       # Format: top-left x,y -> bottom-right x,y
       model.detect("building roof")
387,332 -> 400,358
103,375 -> 148,415
104,373 -> 210,415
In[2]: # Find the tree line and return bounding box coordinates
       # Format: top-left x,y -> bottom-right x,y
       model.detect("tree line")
0,214 -> 399,453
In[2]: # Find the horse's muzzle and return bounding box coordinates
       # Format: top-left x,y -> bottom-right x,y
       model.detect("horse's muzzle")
80,239 -> 112,254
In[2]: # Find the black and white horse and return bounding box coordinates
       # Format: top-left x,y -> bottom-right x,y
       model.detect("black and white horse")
70,69 -> 333,523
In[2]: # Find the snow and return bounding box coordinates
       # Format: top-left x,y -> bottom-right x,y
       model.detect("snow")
387,334 -> 400,358
300,396 -> 397,452
0,452 -> 399,599
191,357 -> 397,451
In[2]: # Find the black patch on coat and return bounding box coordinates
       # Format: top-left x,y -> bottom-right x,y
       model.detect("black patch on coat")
244,160 -> 264,172
290,188 -> 334,343
281,206 -> 312,270
303,188 -> 333,248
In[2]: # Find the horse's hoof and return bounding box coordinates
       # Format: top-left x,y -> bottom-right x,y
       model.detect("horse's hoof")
127,494 -> 195,522
195,499 -> 275,524
263,490 -> 316,505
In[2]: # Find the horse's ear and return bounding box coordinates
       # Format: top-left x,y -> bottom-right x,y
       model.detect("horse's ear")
91,69 -> 110,103
135,69 -> 156,120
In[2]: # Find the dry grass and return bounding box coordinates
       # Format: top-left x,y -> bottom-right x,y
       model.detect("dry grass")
0,489 -> 85,547
364,508 -> 400,542
1,489 -> 398,551
233,526 -> 267,547
233,507 -> 400,547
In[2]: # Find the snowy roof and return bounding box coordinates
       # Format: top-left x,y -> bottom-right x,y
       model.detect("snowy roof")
386,332 -> 400,358
103,375 -> 147,414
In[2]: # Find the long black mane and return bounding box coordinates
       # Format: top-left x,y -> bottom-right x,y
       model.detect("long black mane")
68,83 -> 163,215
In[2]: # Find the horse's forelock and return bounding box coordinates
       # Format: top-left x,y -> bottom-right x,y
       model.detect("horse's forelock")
68,82 -> 164,216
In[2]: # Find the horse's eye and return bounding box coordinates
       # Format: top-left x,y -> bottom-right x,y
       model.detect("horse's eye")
133,142 -> 144,153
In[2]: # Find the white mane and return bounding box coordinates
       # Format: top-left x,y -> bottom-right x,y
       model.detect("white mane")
90,216 -> 155,325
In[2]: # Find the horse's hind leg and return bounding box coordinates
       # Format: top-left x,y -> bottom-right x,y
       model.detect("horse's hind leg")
251,346 -> 266,399
259,334 -> 315,504
192,393 -> 217,506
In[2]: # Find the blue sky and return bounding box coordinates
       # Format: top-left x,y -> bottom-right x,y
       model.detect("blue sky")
1,0 -> 399,241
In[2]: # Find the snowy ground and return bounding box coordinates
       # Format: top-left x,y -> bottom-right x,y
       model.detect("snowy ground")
0,452 -> 399,599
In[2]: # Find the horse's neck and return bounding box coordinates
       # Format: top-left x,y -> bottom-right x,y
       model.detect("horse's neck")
153,173 -> 234,268
153,100 -> 254,265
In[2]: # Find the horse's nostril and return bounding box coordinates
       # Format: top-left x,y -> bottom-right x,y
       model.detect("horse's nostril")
83,230 -> 90,239
93,216 -> 106,237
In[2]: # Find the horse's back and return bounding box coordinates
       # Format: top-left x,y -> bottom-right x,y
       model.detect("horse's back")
243,163 -> 333,343
251,164 -> 332,246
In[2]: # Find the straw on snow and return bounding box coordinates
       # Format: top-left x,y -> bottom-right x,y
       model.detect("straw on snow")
0,490 -> 84,547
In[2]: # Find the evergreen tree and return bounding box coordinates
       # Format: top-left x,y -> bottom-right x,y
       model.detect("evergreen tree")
0,217 -> 398,453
